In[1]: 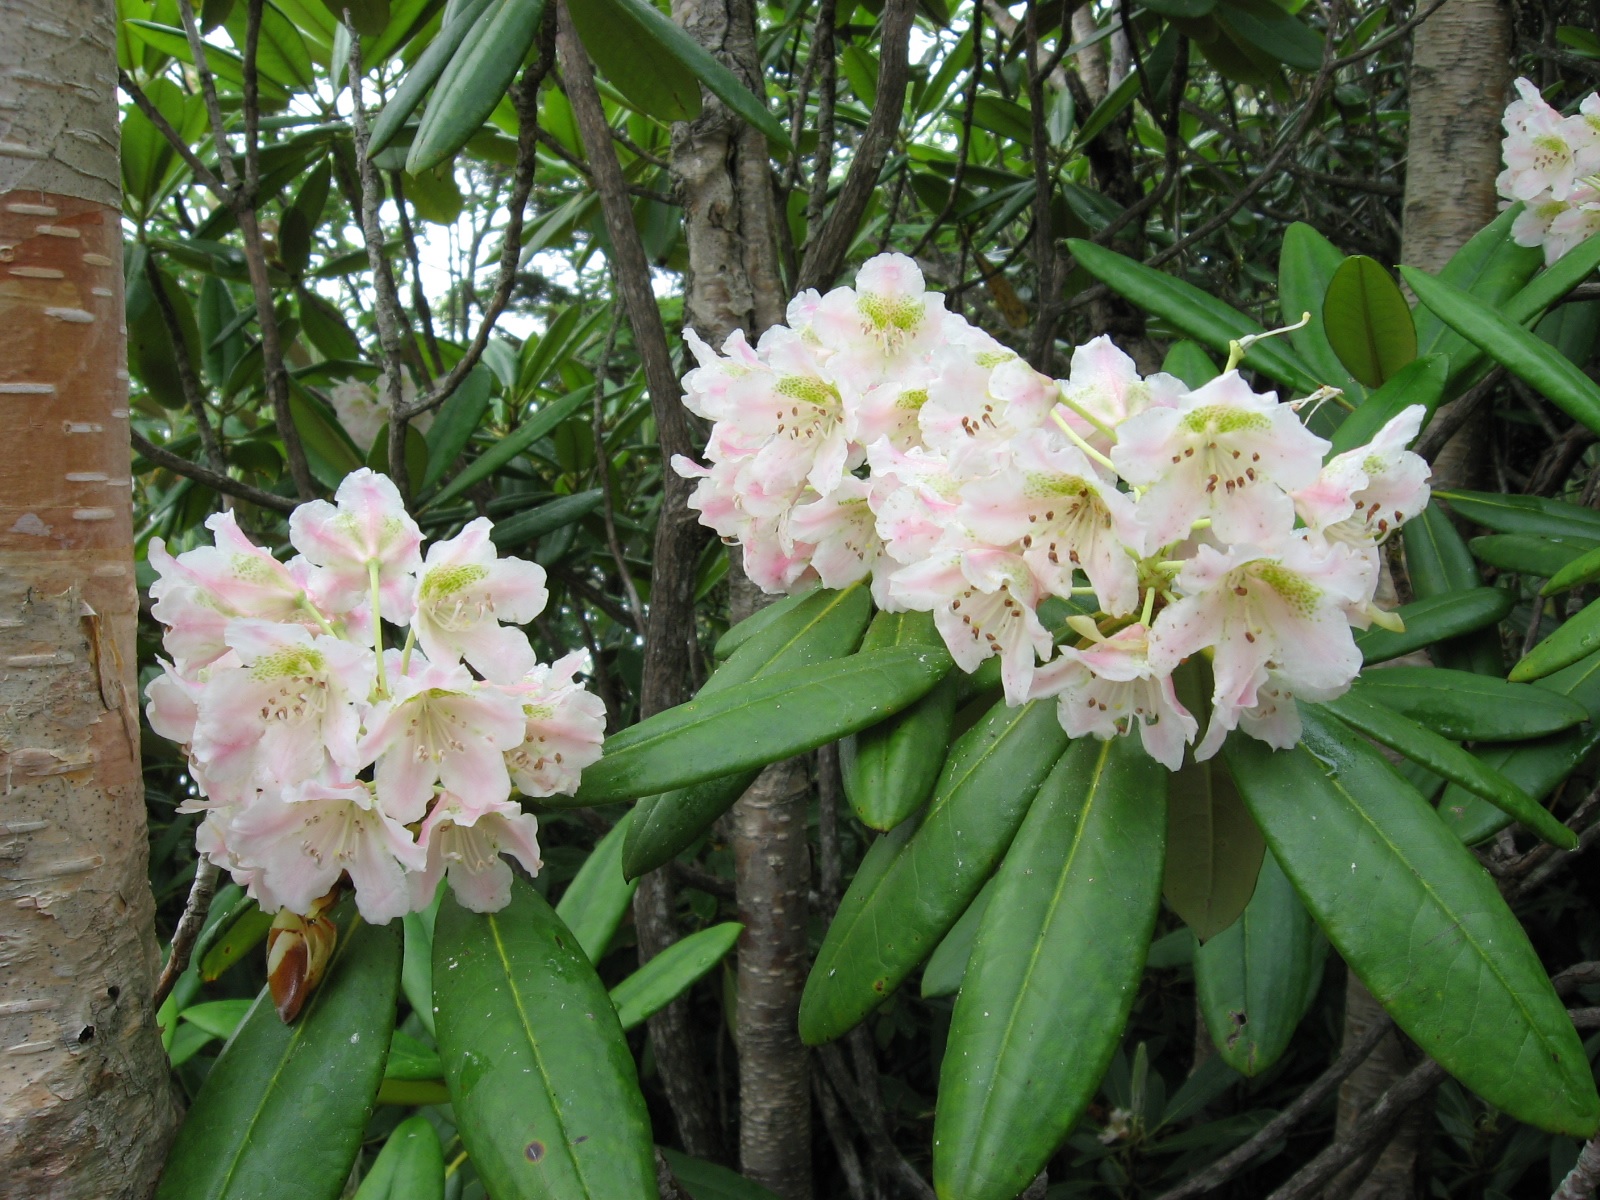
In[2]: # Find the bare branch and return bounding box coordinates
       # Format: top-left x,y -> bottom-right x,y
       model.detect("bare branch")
131,431 -> 297,513
152,859 -> 221,1009
1552,1132 -> 1600,1200
143,253 -> 225,473
796,0 -> 917,292
118,69 -> 227,199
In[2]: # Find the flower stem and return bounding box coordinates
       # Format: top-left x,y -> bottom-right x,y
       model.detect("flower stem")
399,625 -> 416,676
299,597 -> 338,637
1053,392 -> 1116,441
369,560 -> 388,698
1049,409 -> 1119,474
1141,586 -> 1157,627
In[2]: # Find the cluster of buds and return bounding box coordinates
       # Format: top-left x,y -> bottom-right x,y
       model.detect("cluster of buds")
145,470 -> 607,932
1499,76 -> 1600,264
676,254 -> 1430,770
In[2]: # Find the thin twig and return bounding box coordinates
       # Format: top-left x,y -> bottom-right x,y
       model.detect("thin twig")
144,253 -> 225,473
1264,1059 -> 1448,1200
152,859 -> 222,1009
797,0 -> 918,292
132,431 -> 297,513
813,1071 -> 872,1200
1416,370 -> 1505,463
175,0 -> 239,192
117,70 -> 227,199
391,171 -> 444,379
1152,1016 -> 1396,1200
801,0 -> 840,231
399,11 -> 554,422
590,296 -> 646,631
1553,1133 -> 1600,1200
346,28 -> 417,504
911,1 -> 982,257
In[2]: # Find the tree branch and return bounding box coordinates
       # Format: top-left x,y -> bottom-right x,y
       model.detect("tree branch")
796,0 -> 917,292
152,859 -> 221,1009
131,431 -> 297,513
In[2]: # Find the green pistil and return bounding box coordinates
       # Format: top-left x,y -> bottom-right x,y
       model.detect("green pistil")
420,563 -> 489,601
776,375 -> 840,407
251,646 -> 325,680
859,293 -> 925,332
1179,405 -> 1272,436
1253,562 -> 1322,615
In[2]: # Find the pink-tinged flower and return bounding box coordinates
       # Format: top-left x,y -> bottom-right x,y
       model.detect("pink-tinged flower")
848,373 -> 934,453
189,621 -> 373,803
1112,371 -> 1328,549
1029,624 -> 1197,770
148,513 -> 310,672
786,479 -> 882,590
681,328 -> 764,424
1501,78 -> 1583,202
1149,537 -> 1375,757
413,517 -> 547,683
744,517 -> 820,595
919,352 -> 1054,476
888,546 -> 1053,704
1293,405 -> 1431,545
1055,337 -> 1183,454
1545,192 -> 1600,264
328,374 -> 429,453
810,253 -> 946,388
145,663 -> 200,746
289,469 -> 422,623
959,429 -> 1145,615
411,791 -> 543,913
502,653 -> 608,798
865,443 -> 964,565
360,657 -> 526,822
232,782 -> 426,924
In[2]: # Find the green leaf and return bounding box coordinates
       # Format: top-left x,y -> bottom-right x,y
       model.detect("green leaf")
1278,222 -> 1362,406
402,894 -> 439,1037
1441,489 -> 1600,540
352,1115 -> 445,1200
1318,693 -> 1577,850
224,3 -> 315,91
1328,354 -> 1446,455
368,0 -> 495,159
421,363 -> 493,489
933,738 -> 1167,1200
402,165 -> 463,225
323,0 -> 390,36
622,586 -> 876,876
565,0 -> 788,146
298,289 -> 362,360
365,421 -> 430,492
1402,504 -> 1504,676
610,921 -> 742,1031
567,0 -> 701,121
1354,588 -> 1511,665
1217,0 -> 1323,70
1069,239 -> 1323,395
1413,205 -> 1540,359
842,611 -> 960,831
1544,542 -> 1600,595
1470,534 -> 1600,578
433,880 -> 658,1199
126,21 -> 292,102
197,900 -> 273,982
1195,850 -> 1322,1076
179,999 -> 254,1041
1224,709 -> 1599,1135
579,647 -> 946,805
426,387 -> 591,509
658,1151 -> 782,1200
1160,340 -> 1220,389
489,490 -> 604,549
1511,596 -> 1600,683
1322,256 -> 1417,388
1143,0 -> 1215,16
155,910 -> 401,1200
1403,266 -> 1600,435
1351,667 -> 1587,741
713,586 -> 819,660
555,811 -> 638,962
799,699 -> 1071,1045
383,1029 -> 444,1081
406,0 -> 544,173
289,381 -> 366,488
919,875 -> 995,999
1164,753 -> 1264,942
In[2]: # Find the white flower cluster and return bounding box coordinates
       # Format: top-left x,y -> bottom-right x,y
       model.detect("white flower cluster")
675,254 -> 1431,769
1499,76 -> 1600,264
145,471 -> 606,923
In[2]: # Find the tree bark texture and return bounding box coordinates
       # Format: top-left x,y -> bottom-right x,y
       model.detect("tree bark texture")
668,0 -> 810,1192
1401,0 -> 1510,492
557,0 -> 727,1161
0,2 -> 182,1195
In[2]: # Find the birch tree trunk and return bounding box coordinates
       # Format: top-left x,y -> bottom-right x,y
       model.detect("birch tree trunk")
1334,6 -> 1512,1198
669,0 -> 810,1192
0,1 -> 181,1195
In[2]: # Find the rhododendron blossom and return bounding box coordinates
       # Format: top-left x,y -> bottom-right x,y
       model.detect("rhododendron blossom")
145,473 -> 607,925
674,251 -> 1433,766
1499,78 -> 1600,264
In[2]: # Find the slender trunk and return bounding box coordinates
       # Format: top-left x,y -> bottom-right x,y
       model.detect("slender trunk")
1401,0 -> 1510,492
0,2 -> 181,1194
669,0 -> 809,1192
1333,14 -> 1512,1197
